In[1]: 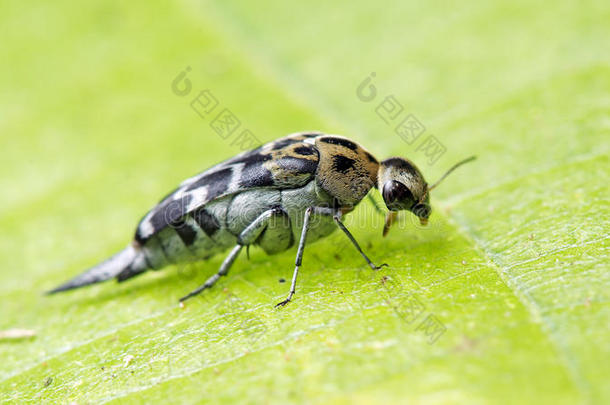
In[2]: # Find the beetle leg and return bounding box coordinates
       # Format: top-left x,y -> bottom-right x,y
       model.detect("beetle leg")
237,207 -> 286,245
332,211 -> 388,270
275,206 -> 314,307
275,205 -> 387,307
180,207 -> 288,302
179,244 -> 242,302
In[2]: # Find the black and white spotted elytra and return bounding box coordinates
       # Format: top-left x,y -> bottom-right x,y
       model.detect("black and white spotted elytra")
48,131 -> 475,307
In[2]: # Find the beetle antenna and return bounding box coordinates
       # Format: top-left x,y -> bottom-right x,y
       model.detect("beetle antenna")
428,156 -> 476,191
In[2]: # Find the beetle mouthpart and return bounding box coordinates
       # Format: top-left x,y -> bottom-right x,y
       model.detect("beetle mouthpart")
383,211 -> 398,237
419,217 -> 428,226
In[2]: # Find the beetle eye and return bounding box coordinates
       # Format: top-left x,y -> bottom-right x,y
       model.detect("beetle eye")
382,180 -> 415,211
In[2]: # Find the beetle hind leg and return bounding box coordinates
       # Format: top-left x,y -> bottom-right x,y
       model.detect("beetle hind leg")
179,207 -> 292,302
179,245 -> 243,302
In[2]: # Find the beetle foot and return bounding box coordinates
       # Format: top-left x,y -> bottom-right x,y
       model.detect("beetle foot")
274,298 -> 292,308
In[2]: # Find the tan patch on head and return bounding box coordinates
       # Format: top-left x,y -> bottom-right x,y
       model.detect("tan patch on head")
378,157 -> 427,199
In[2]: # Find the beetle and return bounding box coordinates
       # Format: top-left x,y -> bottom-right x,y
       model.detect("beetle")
48,131 -> 474,307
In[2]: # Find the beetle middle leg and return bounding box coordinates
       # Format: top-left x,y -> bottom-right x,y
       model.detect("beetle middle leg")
275,206 -> 386,307
275,206 -> 315,308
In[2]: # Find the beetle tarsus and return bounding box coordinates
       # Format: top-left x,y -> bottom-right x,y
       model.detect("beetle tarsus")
274,297 -> 292,308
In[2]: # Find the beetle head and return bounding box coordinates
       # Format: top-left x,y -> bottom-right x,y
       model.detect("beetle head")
377,156 -> 476,236
378,158 -> 430,235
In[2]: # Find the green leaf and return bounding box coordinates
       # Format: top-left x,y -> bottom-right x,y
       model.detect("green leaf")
1,0 -> 608,403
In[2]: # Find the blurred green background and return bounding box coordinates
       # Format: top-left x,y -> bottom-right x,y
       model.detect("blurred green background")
1,0 -> 608,403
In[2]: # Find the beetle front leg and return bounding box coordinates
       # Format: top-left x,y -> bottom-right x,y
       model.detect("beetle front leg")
333,210 -> 388,270
305,207 -> 387,270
